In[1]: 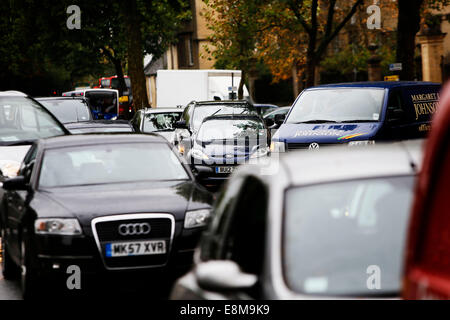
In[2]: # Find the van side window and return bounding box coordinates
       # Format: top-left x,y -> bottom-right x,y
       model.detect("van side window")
386,90 -> 407,123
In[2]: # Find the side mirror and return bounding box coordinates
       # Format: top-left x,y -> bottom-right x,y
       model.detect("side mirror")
174,120 -> 187,129
264,118 -> 274,127
2,176 -> 29,191
274,114 -> 286,125
195,260 -> 257,292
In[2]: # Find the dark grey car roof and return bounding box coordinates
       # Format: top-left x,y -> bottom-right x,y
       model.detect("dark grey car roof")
38,133 -> 167,149
283,140 -> 423,186
240,140 -> 424,187
142,108 -> 183,113
36,97 -> 86,101
194,100 -> 251,106
64,120 -> 131,129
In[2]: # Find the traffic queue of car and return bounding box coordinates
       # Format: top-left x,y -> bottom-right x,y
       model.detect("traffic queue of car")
0,80 -> 449,300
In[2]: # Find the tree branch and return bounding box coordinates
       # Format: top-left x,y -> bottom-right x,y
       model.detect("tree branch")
288,0 -> 312,35
324,0 -> 337,39
315,0 -> 363,58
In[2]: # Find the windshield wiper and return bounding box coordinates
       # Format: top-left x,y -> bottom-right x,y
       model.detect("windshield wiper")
293,120 -> 338,124
340,120 -> 378,123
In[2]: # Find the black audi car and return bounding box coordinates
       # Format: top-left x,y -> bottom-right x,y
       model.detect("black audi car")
0,134 -> 213,298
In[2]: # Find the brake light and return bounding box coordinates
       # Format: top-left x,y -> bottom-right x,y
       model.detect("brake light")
119,105 -> 125,114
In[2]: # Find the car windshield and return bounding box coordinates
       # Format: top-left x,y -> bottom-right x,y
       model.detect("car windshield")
0,97 -> 65,145
197,118 -> 266,142
286,88 -> 385,123
192,104 -> 258,131
284,176 -> 414,297
38,99 -> 91,123
39,143 -> 189,188
143,112 -> 182,132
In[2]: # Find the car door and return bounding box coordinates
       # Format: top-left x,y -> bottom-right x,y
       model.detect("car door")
381,88 -> 411,140
4,145 -> 37,259
404,132 -> 450,299
200,176 -> 269,299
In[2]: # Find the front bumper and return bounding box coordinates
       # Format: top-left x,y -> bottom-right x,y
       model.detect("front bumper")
192,164 -> 236,185
32,222 -> 203,277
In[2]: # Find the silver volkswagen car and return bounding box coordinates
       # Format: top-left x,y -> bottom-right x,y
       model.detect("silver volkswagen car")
170,140 -> 423,299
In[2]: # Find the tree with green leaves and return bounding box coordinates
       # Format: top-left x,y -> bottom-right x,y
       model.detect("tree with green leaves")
203,0 -> 264,99
120,0 -> 190,109
68,0 -> 190,110
283,0 -> 364,87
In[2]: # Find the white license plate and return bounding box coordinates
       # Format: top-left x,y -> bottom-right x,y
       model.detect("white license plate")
215,166 -> 235,174
105,240 -> 166,257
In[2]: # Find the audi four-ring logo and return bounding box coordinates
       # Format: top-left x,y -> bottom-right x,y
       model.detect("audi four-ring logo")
118,223 -> 151,236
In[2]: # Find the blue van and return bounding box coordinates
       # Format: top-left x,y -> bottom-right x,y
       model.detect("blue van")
270,82 -> 441,152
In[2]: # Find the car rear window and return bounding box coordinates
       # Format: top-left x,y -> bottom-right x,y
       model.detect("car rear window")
283,175 -> 414,297
39,142 -> 189,188
39,99 -> 92,123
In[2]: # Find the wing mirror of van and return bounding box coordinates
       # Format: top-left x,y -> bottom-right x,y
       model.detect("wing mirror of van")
265,118 -> 275,127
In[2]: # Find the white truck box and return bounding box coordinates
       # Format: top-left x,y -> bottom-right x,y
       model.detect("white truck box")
156,70 -> 249,107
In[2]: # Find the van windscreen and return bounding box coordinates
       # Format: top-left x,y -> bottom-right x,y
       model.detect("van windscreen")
287,88 -> 385,124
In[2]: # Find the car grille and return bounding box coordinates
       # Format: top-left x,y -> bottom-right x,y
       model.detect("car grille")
91,214 -> 174,270
286,142 -> 340,151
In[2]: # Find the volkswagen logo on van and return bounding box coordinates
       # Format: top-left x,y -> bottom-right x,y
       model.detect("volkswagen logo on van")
118,223 -> 151,236
309,143 -> 320,150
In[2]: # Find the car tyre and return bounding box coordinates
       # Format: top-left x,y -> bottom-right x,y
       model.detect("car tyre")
20,237 -> 40,299
1,229 -> 20,279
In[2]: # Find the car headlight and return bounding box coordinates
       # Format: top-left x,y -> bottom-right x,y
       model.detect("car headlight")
348,140 -> 376,147
184,209 -> 211,229
35,218 -> 82,235
250,146 -> 269,159
178,143 -> 185,156
270,141 -> 285,152
191,148 -> 209,160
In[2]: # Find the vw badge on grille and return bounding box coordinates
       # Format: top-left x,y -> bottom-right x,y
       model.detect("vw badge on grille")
309,142 -> 320,150
118,223 -> 151,236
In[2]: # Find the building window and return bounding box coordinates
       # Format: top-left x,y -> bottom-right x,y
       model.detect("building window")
188,35 -> 194,66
